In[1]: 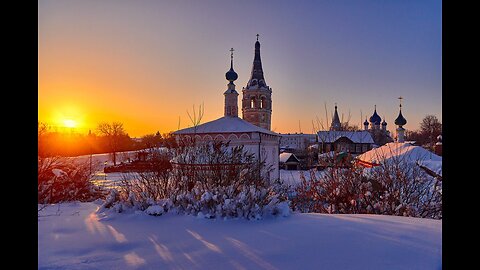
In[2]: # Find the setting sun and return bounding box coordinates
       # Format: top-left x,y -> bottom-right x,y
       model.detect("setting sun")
63,119 -> 77,128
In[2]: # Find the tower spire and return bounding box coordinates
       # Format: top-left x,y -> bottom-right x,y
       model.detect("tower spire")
230,47 -> 234,69
330,103 -> 341,131
246,35 -> 267,88
241,36 -> 273,130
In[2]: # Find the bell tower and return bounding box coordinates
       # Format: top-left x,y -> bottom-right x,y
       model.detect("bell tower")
242,34 -> 272,130
224,48 -> 239,117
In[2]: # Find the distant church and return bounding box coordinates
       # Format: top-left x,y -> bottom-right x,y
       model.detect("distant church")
317,104 -> 398,156
174,36 -> 280,180
362,105 -> 394,146
318,105 -> 375,155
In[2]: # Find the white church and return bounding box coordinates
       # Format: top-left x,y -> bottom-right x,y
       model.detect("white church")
174,36 -> 280,180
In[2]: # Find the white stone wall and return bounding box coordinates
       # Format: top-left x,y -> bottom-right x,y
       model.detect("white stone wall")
175,132 -> 280,182
229,132 -> 279,181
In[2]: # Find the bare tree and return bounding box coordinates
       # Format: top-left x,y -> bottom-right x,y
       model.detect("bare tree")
419,115 -> 442,150
341,122 -> 359,131
97,122 -> 127,166
186,103 -> 204,132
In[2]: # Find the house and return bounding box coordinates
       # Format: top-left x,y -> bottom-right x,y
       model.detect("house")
317,130 -> 375,155
279,152 -> 300,170
279,133 -> 317,152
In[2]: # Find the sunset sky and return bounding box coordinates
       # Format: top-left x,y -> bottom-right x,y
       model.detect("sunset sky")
38,0 -> 441,137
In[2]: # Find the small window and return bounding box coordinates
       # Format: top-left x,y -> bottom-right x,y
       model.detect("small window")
349,144 -> 355,152
250,98 -> 255,108
362,144 -> 368,152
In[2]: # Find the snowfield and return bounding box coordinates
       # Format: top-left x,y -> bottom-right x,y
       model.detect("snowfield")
38,202 -> 442,269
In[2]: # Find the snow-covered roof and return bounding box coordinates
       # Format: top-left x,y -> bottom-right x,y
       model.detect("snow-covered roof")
356,142 -> 442,176
174,116 -> 278,136
317,131 -> 374,144
279,152 -> 299,163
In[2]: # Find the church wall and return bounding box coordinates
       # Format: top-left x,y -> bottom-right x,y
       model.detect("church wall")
175,132 -> 280,181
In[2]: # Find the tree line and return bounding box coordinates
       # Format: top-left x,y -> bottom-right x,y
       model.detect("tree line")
38,121 -> 177,162
405,115 -> 442,150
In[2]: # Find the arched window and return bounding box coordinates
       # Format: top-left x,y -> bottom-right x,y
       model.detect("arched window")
250,97 -> 255,108
214,134 -> 226,141
227,134 -> 239,140
260,97 -> 266,109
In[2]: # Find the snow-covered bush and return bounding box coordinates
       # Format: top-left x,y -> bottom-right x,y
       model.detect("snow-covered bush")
117,149 -> 173,209
107,139 -> 290,219
292,153 -> 442,219
366,156 -> 442,219
38,156 -> 105,204
292,167 -> 369,214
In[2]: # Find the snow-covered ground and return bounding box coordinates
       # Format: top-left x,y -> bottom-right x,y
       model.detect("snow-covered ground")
279,169 -> 310,186
38,202 -> 442,269
88,169 -> 310,191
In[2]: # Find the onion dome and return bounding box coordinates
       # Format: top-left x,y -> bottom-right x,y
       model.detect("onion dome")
225,48 -> 238,82
369,105 -> 382,125
225,67 -> 238,82
394,109 -> 407,126
381,117 -> 387,126
363,118 -> 369,126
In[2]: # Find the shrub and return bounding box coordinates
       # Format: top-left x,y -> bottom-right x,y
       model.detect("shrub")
292,152 -> 442,219
38,156 -> 106,204
103,139 -> 290,219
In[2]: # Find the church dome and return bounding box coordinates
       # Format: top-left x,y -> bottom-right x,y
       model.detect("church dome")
369,108 -> 381,125
381,119 -> 387,126
364,119 -> 369,126
394,110 -> 407,126
225,67 -> 238,82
